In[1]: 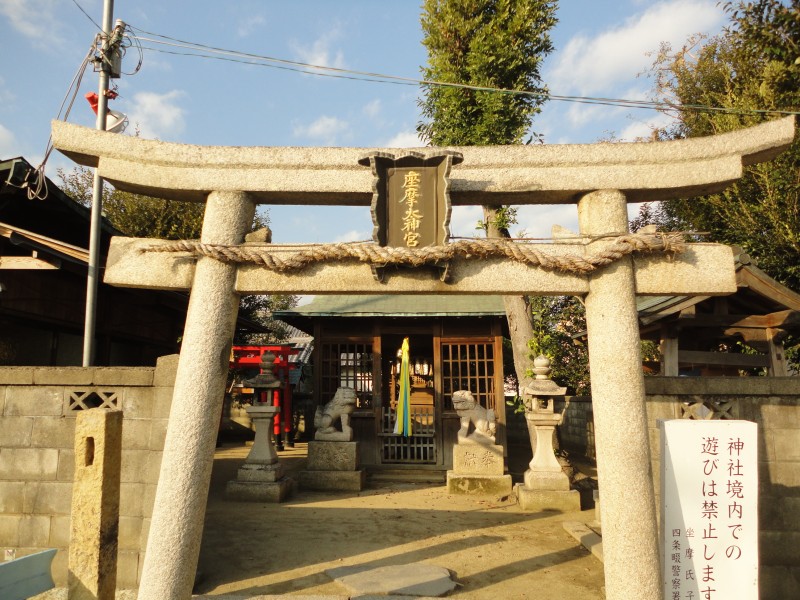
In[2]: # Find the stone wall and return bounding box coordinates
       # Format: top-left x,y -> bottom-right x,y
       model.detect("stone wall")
0,355 -> 177,590
556,396 -> 594,460
559,377 -> 800,598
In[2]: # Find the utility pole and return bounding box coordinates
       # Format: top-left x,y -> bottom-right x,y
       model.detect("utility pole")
83,0 -> 121,366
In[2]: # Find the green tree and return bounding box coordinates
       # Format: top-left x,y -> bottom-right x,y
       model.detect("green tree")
58,166 -> 206,240
58,166 -> 297,342
528,198 -> 685,398
650,0 -> 800,288
418,0 -> 558,386
527,296 -> 589,395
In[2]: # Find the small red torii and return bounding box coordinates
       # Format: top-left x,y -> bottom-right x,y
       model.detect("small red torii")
230,345 -> 298,449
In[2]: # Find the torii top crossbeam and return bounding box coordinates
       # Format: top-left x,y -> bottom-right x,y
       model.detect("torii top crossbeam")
52,117 -> 794,205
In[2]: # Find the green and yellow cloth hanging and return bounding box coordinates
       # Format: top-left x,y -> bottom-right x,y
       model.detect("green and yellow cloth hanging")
394,337 -> 412,437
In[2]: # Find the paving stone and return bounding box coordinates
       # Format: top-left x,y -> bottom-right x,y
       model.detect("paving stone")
563,521 -> 604,563
191,594 -> 350,600
325,563 -> 456,597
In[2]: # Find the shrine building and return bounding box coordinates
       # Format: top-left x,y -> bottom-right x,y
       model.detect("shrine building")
277,294 -> 508,474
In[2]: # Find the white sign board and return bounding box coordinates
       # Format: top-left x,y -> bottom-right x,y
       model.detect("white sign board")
660,419 -> 758,600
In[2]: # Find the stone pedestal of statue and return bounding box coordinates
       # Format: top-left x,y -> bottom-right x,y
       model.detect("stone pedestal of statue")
226,405 -> 294,502
299,387 -> 364,491
299,440 -> 365,491
446,441 -> 512,496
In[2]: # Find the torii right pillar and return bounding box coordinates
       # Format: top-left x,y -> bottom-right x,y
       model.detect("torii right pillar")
580,189 -> 660,599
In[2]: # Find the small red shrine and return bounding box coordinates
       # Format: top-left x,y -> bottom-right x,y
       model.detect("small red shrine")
228,345 -> 298,448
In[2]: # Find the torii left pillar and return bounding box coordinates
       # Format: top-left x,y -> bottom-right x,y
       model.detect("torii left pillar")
138,191 -> 255,599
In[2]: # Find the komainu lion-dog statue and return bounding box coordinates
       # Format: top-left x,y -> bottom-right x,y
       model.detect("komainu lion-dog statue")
452,389 -> 496,444
314,386 -> 357,441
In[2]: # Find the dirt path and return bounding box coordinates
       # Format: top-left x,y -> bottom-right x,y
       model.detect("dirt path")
195,443 -> 605,599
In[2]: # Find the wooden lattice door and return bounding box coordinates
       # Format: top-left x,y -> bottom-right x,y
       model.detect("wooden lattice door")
379,335 -> 437,464
440,341 -> 496,412
318,342 -> 374,409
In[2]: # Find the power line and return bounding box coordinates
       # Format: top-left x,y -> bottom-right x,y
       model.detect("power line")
69,0 -> 102,31
127,23 -> 800,119
136,45 -> 417,87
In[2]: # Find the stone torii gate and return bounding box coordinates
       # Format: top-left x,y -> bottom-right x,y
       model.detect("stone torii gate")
52,117 -> 794,600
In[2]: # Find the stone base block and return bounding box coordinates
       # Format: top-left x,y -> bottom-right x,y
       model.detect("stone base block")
225,477 -> 294,503
314,430 -> 352,442
452,443 -> 504,476
523,469 -> 571,491
307,441 -> 360,471
446,472 -> 512,496
299,469 -> 366,491
236,462 -> 284,483
515,484 -> 581,512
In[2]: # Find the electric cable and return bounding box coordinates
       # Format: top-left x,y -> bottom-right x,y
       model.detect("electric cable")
135,44 -> 418,87
120,24 -> 144,76
25,20 -> 142,201
17,40 -> 97,201
127,24 -> 800,119
68,0 -> 102,31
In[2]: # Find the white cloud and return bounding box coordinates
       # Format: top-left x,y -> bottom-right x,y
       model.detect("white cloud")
123,90 -> 186,140
563,85 -> 653,130
291,26 -> 345,69
0,0 -> 64,45
334,229 -> 369,243
617,111 -> 675,142
548,0 -> 723,95
293,115 -> 349,145
363,99 -> 381,119
0,75 -> 14,104
0,122 -> 18,157
563,102 -> 609,129
449,206 -> 483,239
449,204 -> 580,241
516,205 -> 580,240
383,130 -> 425,148
237,14 -> 266,38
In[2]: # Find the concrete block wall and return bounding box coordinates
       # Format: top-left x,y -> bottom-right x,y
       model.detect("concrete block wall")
559,377 -> 800,599
0,354 -> 178,591
556,396 -> 594,459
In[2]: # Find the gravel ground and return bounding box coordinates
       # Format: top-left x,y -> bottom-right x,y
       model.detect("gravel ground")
194,442 -> 605,599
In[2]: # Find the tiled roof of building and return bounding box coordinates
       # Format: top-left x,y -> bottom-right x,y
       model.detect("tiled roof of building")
276,294 -> 505,318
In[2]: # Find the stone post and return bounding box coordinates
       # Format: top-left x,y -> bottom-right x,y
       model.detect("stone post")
68,408 -> 123,600
243,405 -> 281,464
138,191 -> 255,600
578,190 -> 661,600
226,404 -> 294,501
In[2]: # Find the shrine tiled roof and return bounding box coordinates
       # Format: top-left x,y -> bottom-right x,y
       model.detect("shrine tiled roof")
276,294 -> 505,318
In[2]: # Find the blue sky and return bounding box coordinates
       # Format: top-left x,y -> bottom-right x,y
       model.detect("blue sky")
0,0 -> 726,243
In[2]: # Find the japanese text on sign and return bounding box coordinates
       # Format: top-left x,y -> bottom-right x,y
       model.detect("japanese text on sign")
660,420 -> 758,600
400,170 -> 423,247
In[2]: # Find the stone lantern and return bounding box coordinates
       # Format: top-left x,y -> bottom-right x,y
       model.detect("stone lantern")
226,351 -> 294,502
516,355 -> 580,511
